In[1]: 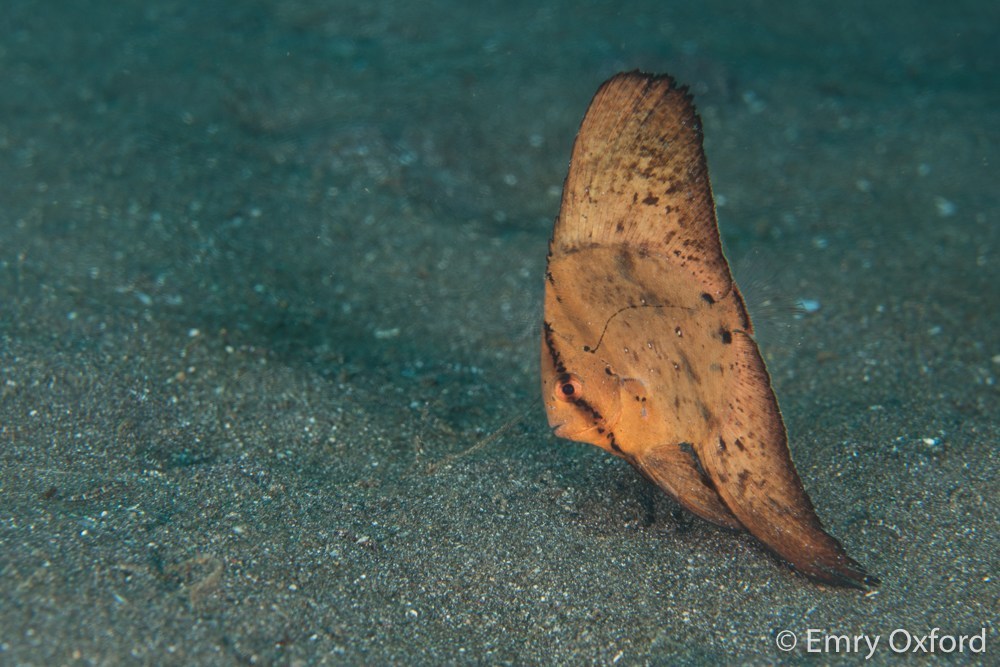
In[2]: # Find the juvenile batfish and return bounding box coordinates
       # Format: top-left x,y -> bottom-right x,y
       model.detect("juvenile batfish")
541,71 -> 877,588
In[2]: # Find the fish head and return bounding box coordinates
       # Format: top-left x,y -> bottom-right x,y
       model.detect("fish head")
540,320 -> 625,453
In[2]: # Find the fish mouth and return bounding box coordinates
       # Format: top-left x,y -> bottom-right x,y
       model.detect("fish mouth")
546,416 -> 569,437
546,400 -> 620,441
550,422 -> 570,438
546,417 -> 574,439
546,412 -> 589,439
550,420 -> 603,440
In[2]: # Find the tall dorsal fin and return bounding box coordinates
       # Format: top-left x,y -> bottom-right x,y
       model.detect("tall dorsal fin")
553,72 -> 733,303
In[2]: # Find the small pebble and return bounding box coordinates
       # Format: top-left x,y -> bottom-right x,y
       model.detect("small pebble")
796,298 -> 821,314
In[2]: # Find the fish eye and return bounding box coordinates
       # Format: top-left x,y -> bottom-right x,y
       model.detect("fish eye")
555,373 -> 583,402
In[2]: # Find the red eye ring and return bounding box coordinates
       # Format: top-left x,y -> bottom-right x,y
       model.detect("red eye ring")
554,373 -> 583,402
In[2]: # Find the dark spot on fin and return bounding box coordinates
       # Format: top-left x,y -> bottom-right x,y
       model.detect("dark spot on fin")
733,286 -> 752,330
697,400 -> 714,424
701,292 -> 715,304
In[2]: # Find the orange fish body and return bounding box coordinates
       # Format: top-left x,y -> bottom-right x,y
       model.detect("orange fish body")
541,72 -> 877,588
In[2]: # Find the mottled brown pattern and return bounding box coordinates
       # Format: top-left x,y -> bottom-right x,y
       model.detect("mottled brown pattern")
540,72 -> 876,588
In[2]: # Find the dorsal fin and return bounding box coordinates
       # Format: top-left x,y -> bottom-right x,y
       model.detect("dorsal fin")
553,71 -> 733,302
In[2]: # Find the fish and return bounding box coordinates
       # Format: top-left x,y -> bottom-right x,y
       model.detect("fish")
540,71 -> 878,588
